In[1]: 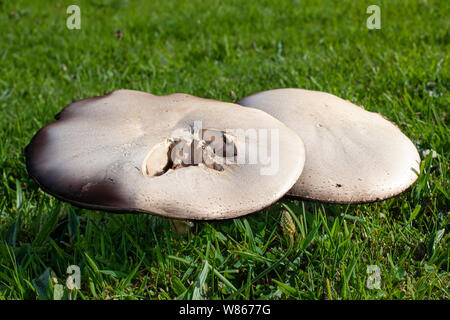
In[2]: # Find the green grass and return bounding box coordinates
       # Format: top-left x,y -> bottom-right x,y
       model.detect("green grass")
0,0 -> 448,300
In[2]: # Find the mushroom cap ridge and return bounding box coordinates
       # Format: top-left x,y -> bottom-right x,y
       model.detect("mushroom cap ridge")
238,88 -> 421,203
26,89 -> 306,220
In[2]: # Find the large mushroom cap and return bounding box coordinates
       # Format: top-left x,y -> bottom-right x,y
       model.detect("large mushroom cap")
238,88 -> 421,203
26,89 -> 305,220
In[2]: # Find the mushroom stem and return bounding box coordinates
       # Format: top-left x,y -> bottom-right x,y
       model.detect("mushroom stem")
170,219 -> 194,236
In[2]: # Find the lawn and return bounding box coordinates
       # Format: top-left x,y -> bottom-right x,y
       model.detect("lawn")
0,0 -> 448,300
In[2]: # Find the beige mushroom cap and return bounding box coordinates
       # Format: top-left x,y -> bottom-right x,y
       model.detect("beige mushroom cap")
238,88 -> 421,203
26,89 -> 306,219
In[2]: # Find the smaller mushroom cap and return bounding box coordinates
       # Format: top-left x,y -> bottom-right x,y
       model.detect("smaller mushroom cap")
26,90 -> 306,219
238,88 -> 421,203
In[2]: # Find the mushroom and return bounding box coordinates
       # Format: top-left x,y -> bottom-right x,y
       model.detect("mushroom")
25,89 -> 306,219
238,88 -> 421,203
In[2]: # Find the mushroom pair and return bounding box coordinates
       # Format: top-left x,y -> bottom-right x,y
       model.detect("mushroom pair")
25,89 -> 420,220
